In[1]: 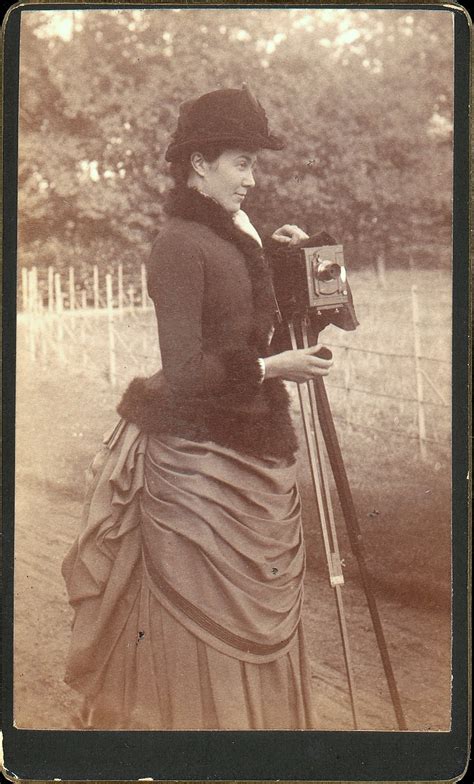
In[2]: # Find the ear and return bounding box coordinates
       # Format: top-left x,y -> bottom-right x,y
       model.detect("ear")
189,152 -> 207,177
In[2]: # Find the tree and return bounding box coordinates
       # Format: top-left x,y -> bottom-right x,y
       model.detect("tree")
17,7 -> 453,274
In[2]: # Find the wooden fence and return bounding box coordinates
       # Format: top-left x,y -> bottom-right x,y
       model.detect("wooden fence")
20,263 -> 150,314
17,265 -> 451,460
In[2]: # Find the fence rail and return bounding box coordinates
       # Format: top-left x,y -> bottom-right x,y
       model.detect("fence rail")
17,265 -> 451,460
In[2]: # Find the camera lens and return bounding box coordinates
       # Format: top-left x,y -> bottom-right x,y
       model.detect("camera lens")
315,260 -> 340,281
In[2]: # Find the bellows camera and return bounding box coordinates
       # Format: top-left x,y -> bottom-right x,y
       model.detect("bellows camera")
268,232 -> 359,332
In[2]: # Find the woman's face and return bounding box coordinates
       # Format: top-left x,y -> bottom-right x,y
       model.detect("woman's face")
197,149 -> 257,213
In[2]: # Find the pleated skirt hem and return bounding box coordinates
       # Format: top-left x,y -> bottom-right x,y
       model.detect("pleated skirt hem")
82,577 -> 317,731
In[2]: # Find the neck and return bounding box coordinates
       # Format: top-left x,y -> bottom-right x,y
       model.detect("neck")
186,172 -> 201,191
185,177 -> 238,215
186,176 -> 218,207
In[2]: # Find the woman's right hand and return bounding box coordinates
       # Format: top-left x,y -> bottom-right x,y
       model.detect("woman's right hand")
263,345 -> 333,383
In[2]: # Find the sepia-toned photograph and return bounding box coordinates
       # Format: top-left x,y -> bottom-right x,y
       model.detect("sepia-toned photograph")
13,3 -> 454,733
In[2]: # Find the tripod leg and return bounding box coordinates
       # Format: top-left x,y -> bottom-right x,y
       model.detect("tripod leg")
295,377 -> 361,728
305,369 -> 361,728
334,583 -> 359,728
288,320 -> 361,728
288,321 -> 339,583
293,375 -> 336,581
311,371 -> 408,731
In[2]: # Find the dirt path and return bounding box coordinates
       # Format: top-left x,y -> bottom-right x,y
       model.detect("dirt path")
13,359 -> 452,731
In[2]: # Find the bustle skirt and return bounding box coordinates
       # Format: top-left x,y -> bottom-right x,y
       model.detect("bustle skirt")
62,419 -> 316,730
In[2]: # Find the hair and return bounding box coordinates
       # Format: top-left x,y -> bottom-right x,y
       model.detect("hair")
169,140 -> 260,186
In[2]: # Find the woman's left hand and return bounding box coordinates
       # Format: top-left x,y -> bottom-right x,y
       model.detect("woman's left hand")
271,224 -> 309,246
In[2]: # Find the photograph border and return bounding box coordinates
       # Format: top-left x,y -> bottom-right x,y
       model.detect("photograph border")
2,1 -> 470,780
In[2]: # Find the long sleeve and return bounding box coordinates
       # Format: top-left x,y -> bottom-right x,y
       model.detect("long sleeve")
148,234 -> 263,397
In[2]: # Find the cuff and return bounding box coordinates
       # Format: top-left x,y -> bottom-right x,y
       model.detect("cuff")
221,348 -> 265,393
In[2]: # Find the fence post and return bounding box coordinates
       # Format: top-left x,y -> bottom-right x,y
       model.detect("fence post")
118,262 -> 124,318
343,346 -> 351,428
48,266 -> 54,312
37,294 -> 46,358
69,266 -> 76,311
141,263 -> 148,310
54,272 -> 65,362
93,265 -> 99,310
31,266 -> 38,311
142,310 -> 149,369
80,290 -> 87,362
27,269 -> 36,359
128,285 -> 135,311
106,273 -> 117,388
411,285 -> 427,460
21,267 -> 28,312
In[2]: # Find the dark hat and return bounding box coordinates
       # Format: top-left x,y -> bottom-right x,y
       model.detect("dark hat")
165,85 -> 285,162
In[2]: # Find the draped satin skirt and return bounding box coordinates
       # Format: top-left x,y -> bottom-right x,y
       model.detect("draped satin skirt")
62,420 -> 316,730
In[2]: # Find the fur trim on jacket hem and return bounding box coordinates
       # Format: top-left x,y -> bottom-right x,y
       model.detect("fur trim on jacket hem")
117,375 -> 299,462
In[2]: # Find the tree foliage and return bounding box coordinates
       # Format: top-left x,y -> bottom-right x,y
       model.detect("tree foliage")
18,7 -> 454,273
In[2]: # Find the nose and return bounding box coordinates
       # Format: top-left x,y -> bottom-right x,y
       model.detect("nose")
242,169 -> 255,188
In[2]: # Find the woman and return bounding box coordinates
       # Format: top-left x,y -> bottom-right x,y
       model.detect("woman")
62,86 -> 333,730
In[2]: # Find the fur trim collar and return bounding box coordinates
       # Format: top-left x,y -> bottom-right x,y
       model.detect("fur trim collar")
164,185 -> 255,243
165,186 -> 277,350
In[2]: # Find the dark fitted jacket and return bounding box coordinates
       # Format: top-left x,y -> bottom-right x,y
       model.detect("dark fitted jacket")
118,186 -> 298,462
